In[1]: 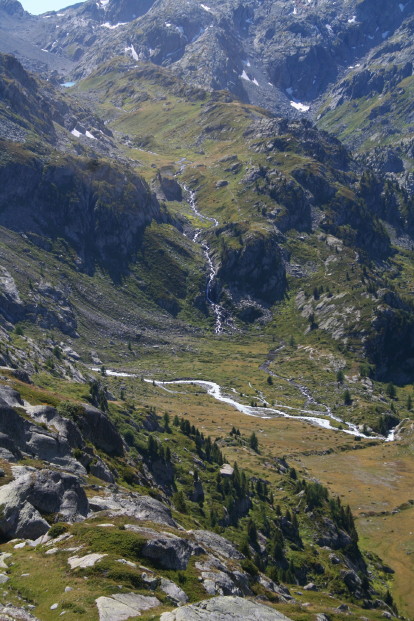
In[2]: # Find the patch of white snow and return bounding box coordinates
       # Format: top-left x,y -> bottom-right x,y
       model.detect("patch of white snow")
290,101 -> 310,112
200,4 -> 213,12
125,45 -> 138,61
101,22 -> 127,29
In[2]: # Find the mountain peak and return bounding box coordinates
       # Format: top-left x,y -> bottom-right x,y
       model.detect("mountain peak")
0,0 -> 25,16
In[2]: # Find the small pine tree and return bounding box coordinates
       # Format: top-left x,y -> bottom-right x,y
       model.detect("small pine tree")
249,432 -> 259,452
386,382 -> 396,399
267,375 -> 273,385
407,395 -> 412,411
247,519 -> 258,545
336,369 -> 344,384
163,412 -> 171,433
343,389 -> 352,406
173,491 -> 187,513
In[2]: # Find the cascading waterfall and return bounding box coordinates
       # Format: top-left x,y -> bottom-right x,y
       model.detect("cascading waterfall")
185,186 -> 228,334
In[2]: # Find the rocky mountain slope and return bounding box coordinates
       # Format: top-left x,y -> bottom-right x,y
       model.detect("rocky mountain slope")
1,0 -> 414,618
0,0 -> 410,111
0,369 -> 399,620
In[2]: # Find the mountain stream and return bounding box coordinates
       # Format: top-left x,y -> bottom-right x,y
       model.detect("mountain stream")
92,369 -> 397,442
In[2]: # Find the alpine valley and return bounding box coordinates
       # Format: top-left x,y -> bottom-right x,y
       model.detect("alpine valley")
1,0 -> 414,619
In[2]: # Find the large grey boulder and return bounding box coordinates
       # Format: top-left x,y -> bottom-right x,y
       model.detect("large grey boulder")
89,492 -> 177,527
0,604 -> 40,620
27,404 -> 114,481
190,530 -> 244,560
0,267 -> 24,323
27,468 -> 88,520
0,396 -> 84,473
96,593 -> 160,621
201,569 -> 244,596
26,405 -> 83,449
195,557 -> 252,597
141,533 -> 193,570
77,404 -> 124,456
160,577 -> 189,604
0,384 -> 24,407
0,467 -> 88,540
159,596 -> 294,620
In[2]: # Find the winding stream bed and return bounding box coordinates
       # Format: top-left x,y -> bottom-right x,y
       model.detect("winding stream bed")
93,369 -> 396,442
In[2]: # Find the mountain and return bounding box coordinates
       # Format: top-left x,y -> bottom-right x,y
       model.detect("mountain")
1,0 -> 413,115
1,0 -> 414,619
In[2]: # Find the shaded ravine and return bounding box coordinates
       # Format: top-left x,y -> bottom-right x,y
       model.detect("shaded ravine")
92,369 -> 396,441
184,186 -> 228,334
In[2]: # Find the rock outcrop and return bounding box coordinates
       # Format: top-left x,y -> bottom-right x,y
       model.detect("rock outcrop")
159,596 -> 293,620
0,467 -> 88,540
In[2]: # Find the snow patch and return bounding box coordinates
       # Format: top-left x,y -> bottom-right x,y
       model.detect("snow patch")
290,101 -> 310,112
348,15 -> 356,23
125,45 -> 138,61
101,22 -> 127,29
200,3 -> 213,12
399,3 -> 405,11
240,71 -> 259,86
382,30 -> 389,39
242,59 -> 251,67
71,127 -> 97,140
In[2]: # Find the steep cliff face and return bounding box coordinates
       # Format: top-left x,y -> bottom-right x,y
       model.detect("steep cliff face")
214,226 -> 287,318
0,156 -> 166,275
0,54 -> 168,277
